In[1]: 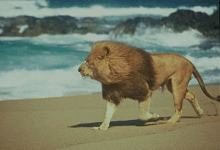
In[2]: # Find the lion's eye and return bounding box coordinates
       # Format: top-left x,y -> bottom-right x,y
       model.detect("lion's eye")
90,65 -> 94,69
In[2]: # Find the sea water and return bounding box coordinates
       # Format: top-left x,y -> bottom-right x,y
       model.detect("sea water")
0,0 -> 219,100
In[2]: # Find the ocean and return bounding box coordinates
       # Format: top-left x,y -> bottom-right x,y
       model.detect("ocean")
0,0 -> 219,100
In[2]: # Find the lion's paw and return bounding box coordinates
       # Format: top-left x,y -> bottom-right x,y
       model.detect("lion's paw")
139,112 -> 159,121
92,127 -> 100,130
92,123 -> 109,130
151,113 -> 160,120
196,108 -> 204,116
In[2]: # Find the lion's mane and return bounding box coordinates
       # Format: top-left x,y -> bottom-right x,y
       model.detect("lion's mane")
87,41 -> 156,105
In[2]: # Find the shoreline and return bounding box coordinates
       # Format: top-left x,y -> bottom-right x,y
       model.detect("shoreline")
0,84 -> 219,150
0,83 -> 219,102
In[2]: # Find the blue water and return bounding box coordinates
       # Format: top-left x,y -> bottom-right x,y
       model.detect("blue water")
48,0 -> 218,8
0,40 -> 86,71
0,0 -> 219,100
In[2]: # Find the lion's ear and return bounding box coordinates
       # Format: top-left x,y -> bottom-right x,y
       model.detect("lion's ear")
104,46 -> 110,55
98,46 -> 110,59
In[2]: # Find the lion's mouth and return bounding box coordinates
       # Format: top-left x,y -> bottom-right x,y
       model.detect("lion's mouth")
80,70 -> 94,79
81,73 -> 91,79
82,75 -> 89,79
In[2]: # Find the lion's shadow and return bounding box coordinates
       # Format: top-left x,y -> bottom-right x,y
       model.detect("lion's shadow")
70,119 -> 148,128
69,116 -> 201,128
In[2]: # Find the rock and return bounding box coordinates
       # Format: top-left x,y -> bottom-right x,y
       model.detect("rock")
0,16 -> 33,36
79,17 -> 107,23
199,9 -> 219,39
22,16 -> 78,36
110,9 -> 219,39
161,10 -> 210,32
0,17 -> 11,27
73,24 -> 112,34
10,16 -> 38,26
209,9 -> 219,27
190,39 -> 220,50
1,24 -> 20,36
0,15 -> 112,36
0,15 -> 79,37
110,17 -> 159,37
38,16 -> 78,34
0,9 -> 218,39
160,9 -> 219,39
43,16 -> 78,23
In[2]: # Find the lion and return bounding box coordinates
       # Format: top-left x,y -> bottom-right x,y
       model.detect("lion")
78,41 -> 220,130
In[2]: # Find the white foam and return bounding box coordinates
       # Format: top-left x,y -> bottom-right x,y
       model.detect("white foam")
0,66 -> 101,100
0,33 -> 108,51
178,6 -> 217,15
0,29 -> 3,34
0,28 -> 215,51
185,55 -> 220,72
0,56 -> 218,100
35,0 -> 48,7
0,0 -> 217,18
69,43 -> 92,52
102,24 -> 116,28
146,28 -> 203,47
17,25 -> 29,34
30,33 -> 109,45
210,46 -> 220,52
189,75 -> 220,86
115,26 -> 204,47
0,36 -> 29,41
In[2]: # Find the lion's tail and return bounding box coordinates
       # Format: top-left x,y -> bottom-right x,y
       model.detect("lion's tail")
192,64 -> 220,102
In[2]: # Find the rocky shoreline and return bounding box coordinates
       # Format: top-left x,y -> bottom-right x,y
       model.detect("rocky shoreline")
110,9 -> 219,39
0,9 -> 219,39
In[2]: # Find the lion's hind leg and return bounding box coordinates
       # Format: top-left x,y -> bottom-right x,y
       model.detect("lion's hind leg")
161,79 -> 183,123
185,90 -> 203,116
165,77 -> 189,124
168,87 -> 185,123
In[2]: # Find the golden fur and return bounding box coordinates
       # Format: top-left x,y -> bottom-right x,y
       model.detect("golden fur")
78,41 -> 220,127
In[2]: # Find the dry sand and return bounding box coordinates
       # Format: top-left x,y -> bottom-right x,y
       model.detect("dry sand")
0,85 -> 219,150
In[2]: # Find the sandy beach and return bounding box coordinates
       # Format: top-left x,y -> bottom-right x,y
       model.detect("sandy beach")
0,84 -> 219,150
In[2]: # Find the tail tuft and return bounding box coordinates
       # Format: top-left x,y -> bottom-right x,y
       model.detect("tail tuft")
217,96 -> 220,102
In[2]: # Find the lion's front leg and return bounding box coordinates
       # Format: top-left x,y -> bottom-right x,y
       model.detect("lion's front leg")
92,101 -> 117,130
138,97 -> 159,121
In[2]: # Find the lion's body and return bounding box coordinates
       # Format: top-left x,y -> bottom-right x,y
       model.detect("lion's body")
78,41 -> 220,130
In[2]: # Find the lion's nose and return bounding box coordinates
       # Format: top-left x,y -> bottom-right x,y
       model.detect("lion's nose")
78,67 -> 81,72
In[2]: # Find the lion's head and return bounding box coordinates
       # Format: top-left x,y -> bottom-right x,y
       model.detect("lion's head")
78,41 -> 132,84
